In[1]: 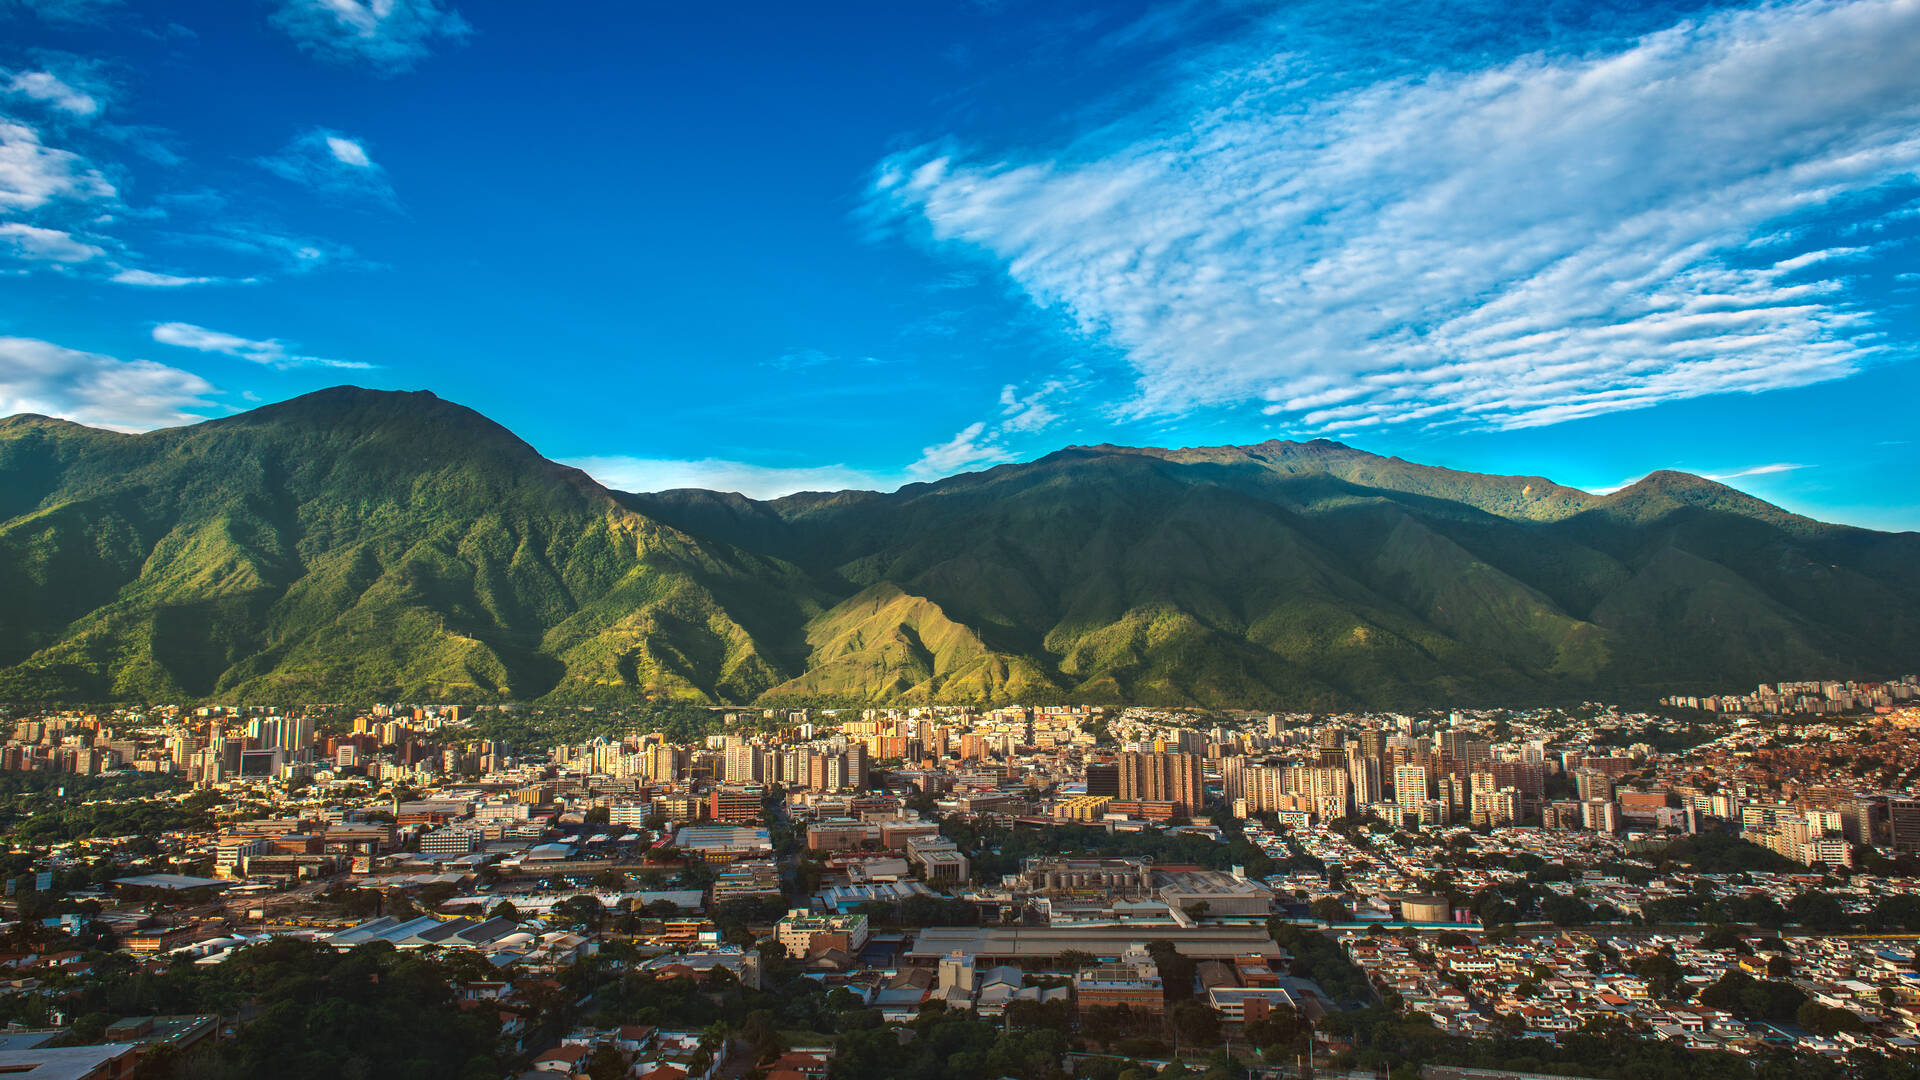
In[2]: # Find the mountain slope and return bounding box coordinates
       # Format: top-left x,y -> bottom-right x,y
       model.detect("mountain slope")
5,387 -> 1916,706
0,389 -> 821,703
633,443 -> 1920,705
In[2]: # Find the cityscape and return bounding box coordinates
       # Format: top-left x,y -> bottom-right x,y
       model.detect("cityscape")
5,0 -> 1920,1079
1,678 -> 1919,1078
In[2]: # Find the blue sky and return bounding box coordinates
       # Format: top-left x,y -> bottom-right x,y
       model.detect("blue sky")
1,0 -> 1917,529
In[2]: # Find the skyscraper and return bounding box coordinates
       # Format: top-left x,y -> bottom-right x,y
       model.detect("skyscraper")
1394,764 -> 1429,812
1119,751 -> 1204,816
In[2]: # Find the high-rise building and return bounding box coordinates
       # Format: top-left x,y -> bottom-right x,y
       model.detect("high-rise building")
1574,769 -> 1615,802
1346,750 -> 1382,806
1086,762 -> 1120,798
1891,798 -> 1920,852
1118,752 -> 1204,816
1393,764 -> 1429,811
1358,728 -> 1387,761
723,740 -> 759,784
843,743 -> 868,790
1220,756 -> 1245,804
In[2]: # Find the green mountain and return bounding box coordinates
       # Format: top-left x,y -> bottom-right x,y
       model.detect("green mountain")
3,387 -> 1915,707
0,388 -> 821,704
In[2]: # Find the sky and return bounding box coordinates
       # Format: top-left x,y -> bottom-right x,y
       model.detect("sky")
1,0 -> 1917,529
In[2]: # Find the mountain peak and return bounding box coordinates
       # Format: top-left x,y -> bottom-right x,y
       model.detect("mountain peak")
1600,468 -> 1811,530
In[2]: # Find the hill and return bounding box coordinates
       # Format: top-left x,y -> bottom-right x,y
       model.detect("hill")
3,387 -> 1915,706
0,389 -> 820,703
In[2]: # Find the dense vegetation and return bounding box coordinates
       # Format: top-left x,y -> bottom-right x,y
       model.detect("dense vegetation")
0,773 -> 215,845
1268,919 -> 1375,1005
6,386 -> 1919,707
1648,834 -> 1805,875
8,938 -> 498,1080
937,818 -> 1277,883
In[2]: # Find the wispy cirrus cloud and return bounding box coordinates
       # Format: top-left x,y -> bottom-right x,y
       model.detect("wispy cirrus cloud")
0,220 -> 102,262
1588,461 -> 1811,494
110,268 -> 218,287
151,321 -> 372,370
872,0 -> 1920,435
911,421 -> 1013,478
259,129 -> 397,208
3,67 -> 103,117
0,335 -> 216,431
1702,462 -> 1808,481
0,117 -> 114,212
270,0 -> 472,75
567,455 -> 900,499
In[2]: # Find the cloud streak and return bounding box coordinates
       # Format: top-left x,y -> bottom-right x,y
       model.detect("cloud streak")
911,421 -> 1013,477
0,221 -> 102,262
0,335 -> 216,431
566,455 -> 901,499
1702,462 -> 1807,481
151,321 -> 372,370
4,68 -> 102,117
0,117 -> 114,212
872,0 -> 1920,434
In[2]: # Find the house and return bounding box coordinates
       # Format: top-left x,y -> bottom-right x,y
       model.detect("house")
765,1051 -> 829,1079
530,1045 -> 587,1075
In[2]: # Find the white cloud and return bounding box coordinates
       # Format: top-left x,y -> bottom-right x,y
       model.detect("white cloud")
259,128 -> 397,207
0,335 -> 216,431
111,268 -> 217,287
566,455 -> 900,499
997,378 -> 1071,434
151,321 -> 372,370
324,135 -> 370,167
270,0 -> 472,74
0,118 -> 115,212
873,0 -> 1920,434
4,70 -> 102,117
911,421 -> 1013,477
1587,461 -> 1811,494
0,221 -> 102,262
1702,462 -> 1807,481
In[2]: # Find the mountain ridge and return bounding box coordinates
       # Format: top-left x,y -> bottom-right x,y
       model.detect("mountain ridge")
3,385 -> 1914,707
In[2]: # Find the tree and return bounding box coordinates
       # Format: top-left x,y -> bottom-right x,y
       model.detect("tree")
1310,897 -> 1350,923
1058,949 -> 1098,970
1630,950 -> 1685,1000
1168,1000 -> 1221,1048
1540,893 -> 1593,926
1144,941 -> 1196,1003
584,1044 -> 626,1080
1788,891 -> 1851,932
1699,971 -> 1807,1021
1797,1000 -> 1866,1036
553,895 -> 605,931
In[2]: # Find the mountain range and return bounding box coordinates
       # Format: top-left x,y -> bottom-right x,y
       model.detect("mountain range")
2,386 -> 1914,708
